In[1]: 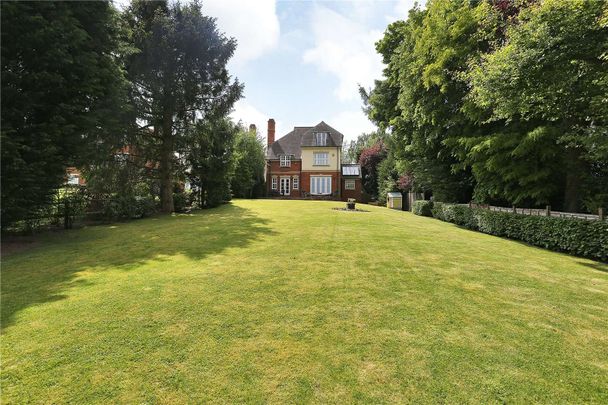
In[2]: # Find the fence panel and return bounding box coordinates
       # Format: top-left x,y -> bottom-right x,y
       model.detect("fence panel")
466,203 -> 603,221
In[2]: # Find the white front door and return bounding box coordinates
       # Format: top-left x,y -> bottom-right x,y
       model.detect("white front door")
280,177 -> 291,196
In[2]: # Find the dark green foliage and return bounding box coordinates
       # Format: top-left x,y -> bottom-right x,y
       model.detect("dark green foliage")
366,0 -> 607,212
426,203 -> 608,262
172,191 -> 189,213
1,1 -> 129,229
124,0 -> 242,212
231,127 -> 266,198
412,200 -> 433,217
467,0 -> 608,211
187,118 -> 236,208
377,154 -> 400,205
98,195 -> 156,222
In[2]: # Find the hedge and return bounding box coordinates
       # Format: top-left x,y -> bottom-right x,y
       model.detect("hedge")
412,200 -> 433,217
418,202 -> 608,262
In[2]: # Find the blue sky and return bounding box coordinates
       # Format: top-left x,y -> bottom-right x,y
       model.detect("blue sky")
117,0 -> 424,142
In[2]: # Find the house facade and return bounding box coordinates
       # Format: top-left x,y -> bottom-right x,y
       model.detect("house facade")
265,119 -> 362,201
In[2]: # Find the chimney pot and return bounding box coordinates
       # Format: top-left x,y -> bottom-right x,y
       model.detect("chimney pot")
249,124 -> 256,133
267,118 -> 275,147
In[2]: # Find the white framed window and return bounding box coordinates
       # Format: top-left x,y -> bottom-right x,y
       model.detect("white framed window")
280,155 -> 291,167
310,176 -> 332,195
292,176 -> 299,190
313,152 -> 329,166
345,179 -> 355,190
271,176 -> 278,190
315,132 -> 328,146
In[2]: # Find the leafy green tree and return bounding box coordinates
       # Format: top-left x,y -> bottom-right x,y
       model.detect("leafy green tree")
231,126 -> 266,198
1,1 -> 129,229
187,118 -> 237,208
124,0 -> 242,212
343,131 -> 387,164
468,0 -> 608,211
364,1 -> 488,202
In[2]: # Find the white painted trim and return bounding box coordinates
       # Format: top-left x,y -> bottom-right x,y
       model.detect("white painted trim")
310,175 -> 332,195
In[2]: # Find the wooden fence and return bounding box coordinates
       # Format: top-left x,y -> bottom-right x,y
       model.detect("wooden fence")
467,203 -> 604,221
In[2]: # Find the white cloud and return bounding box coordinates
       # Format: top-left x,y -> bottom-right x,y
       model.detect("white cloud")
230,100 -> 285,141
329,109 -> 377,145
203,0 -> 280,66
388,0 -> 426,22
303,5 -> 384,102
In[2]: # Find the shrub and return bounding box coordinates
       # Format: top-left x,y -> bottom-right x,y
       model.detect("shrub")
173,191 -> 189,213
428,203 -> 608,262
99,195 -> 156,222
413,200 -> 433,217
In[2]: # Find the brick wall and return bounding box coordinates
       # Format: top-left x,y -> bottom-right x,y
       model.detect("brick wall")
341,178 -> 362,202
267,160 -> 302,197
300,171 -> 341,200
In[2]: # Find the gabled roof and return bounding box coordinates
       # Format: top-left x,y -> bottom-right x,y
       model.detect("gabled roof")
266,121 -> 344,160
300,121 -> 344,147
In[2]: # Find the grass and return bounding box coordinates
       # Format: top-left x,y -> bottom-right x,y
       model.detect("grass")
2,199 -> 608,404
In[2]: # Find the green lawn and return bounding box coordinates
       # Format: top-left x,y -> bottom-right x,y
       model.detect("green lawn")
2,200 -> 608,404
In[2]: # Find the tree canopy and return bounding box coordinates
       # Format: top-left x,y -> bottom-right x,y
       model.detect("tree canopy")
363,0 -> 608,212
1,1 -> 129,228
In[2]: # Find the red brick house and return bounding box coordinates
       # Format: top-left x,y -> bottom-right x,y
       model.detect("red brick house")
265,119 -> 362,201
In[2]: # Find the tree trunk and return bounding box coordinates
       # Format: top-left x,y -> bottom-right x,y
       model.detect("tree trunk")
564,148 -> 582,213
159,114 -> 174,213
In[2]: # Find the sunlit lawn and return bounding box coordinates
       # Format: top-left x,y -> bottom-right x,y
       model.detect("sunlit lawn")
2,199 -> 607,403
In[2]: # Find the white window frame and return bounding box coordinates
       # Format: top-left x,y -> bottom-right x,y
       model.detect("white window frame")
280,177 -> 291,196
280,155 -> 291,167
271,176 -> 278,190
345,179 -> 356,190
310,176 -> 332,195
292,176 -> 299,190
315,132 -> 328,146
313,152 -> 329,166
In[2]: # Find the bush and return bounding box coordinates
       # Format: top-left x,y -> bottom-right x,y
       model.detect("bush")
99,195 -> 156,222
173,191 -> 189,213
412,200 -> 433,217
427,203 -> 608,262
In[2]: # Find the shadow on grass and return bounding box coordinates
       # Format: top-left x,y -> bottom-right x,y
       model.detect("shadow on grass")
577,261 -> 608,273
1,203 -> 275,330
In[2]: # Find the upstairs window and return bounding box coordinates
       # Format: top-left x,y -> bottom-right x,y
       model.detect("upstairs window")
280,155 -> 291,167
313,152 -> 329,166
315,132 -> 328,146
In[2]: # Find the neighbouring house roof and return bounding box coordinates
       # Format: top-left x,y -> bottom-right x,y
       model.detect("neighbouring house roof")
267,121 -> 344,160
341,164 -> 361,177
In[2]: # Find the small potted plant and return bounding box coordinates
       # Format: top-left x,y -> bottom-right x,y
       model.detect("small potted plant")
347,198 -> 356,210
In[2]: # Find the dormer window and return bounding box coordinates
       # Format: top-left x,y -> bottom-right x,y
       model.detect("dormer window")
315,132 -> 328,146
280,155 -> 291,167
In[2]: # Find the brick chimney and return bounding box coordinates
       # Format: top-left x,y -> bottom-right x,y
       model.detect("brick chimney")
267,118 -> 275,147
249,124 -> 256,133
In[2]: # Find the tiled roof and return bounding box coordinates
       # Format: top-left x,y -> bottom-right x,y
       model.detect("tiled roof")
266,121 -> 344,160
300,121 -> 344,147
267,127 -> 311,159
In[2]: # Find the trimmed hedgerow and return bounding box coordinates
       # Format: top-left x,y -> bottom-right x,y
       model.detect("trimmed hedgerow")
413,200 -> 433,217
420,203 -> 608,262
